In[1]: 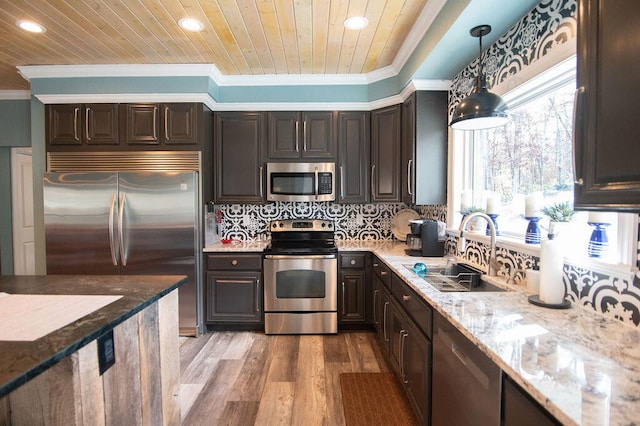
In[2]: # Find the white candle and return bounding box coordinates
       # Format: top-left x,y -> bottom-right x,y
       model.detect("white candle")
486,193 -> 500,215
539,238 -> 565,304
588,212 -> 612,224
525,193 -> 541,218
461,190 -> 472,211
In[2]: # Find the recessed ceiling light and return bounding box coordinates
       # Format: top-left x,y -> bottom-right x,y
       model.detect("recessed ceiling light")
344,16 -> 368,30
16,20 -> 46,33
179,18 -> 204,32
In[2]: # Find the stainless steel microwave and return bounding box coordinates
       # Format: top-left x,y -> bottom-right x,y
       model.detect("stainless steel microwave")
266,162 -> 335,202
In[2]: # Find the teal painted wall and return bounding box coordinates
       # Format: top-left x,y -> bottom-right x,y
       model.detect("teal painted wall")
0,100 -> 30,147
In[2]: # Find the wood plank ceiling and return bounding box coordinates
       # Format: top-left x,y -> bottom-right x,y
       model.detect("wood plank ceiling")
0,0 -> 429,90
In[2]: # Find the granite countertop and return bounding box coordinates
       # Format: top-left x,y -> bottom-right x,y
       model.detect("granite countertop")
0,274 -> 186,398
204,239 -> 640,425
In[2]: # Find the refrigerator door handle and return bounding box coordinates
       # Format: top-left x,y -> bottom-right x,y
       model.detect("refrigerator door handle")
108,193 -> 119,266
118,193 -> 127,266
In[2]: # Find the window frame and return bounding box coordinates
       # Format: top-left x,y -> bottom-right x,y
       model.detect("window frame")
451,55 -> 638,271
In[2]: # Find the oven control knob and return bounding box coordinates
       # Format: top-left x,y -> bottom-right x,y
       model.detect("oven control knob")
321,222 -> 326,228
272,223 -> 277,229
279,223 -> 284,228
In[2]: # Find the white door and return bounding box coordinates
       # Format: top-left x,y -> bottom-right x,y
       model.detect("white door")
11,148 -> 35,275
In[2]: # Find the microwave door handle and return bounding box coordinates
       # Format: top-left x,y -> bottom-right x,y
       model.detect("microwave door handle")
314,166 -> 319,200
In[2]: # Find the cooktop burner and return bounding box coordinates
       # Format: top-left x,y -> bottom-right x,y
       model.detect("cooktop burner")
264,219 -> 337,255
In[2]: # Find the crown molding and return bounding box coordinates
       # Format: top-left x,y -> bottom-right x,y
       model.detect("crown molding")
35,93 -> 217,111
0,90 -> 31,100
17,64 -> 218,81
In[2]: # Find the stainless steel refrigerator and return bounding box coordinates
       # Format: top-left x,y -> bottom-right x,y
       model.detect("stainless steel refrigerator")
44,170 -> 202,335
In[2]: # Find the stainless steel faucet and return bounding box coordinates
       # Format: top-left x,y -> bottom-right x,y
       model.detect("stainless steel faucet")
458,212 -> 499,276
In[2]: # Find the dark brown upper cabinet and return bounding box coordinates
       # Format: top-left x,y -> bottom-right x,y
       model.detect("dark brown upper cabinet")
401,91 -> 448,206
213,111 -> 266,204
267,111 -> 336,160
124,103 -> 200,146
47,103 -> 205,152
574,0 -> 640,211
47,104 -> 119,148
371,104 -> 402,202
337,111 -> 370,203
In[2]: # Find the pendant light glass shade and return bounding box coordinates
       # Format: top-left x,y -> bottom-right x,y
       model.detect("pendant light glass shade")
450,25 -> 509,130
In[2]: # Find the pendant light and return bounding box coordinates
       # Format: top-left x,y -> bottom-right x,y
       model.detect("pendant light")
450,25 -> 509,130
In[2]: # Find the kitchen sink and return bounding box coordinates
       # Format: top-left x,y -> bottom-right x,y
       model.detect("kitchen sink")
403,263 -> 506,292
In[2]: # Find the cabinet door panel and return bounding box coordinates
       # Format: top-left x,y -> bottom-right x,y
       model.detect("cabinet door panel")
206,271 -> 261,323
47,105 -> 82,146
575,0 -> 640,210
302,111 -> 335,159
339,271 -> 366,323
163,103 -> 198,145
371,105 -> 401,202
85,104 -> 119,145
214,112 -> 265,203
337,111 -> 370,203
405,321 -> 431,425
267,111 -> 300,159
125,104 -> 160,145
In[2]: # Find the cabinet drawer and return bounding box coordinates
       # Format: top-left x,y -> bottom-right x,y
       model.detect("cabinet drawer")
207,254 -> 262,270
340,253 -> 366,269
372,256 -> 391,287
391,273 -> 432,339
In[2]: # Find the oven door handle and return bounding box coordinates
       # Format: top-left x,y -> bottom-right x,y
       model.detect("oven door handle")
264,254 -> 337,260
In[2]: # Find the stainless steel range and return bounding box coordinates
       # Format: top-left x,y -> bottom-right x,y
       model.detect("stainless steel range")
263,219 -> 337,334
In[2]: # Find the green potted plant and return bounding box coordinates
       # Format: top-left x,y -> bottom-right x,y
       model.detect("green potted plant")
541,201 -> 575,238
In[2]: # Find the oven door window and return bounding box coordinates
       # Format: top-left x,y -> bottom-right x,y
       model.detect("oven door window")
271,173 -> 315,195
275,269 -> 325,298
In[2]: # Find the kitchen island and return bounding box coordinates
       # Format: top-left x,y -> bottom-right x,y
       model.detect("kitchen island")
205,239 -> 640,425
0,274 -> 185,425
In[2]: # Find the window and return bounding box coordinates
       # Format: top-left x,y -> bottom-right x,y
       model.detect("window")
455,57 -> 636,266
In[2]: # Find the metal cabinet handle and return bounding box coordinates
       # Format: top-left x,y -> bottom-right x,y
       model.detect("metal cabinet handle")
400,330 -> 408,384
118,193 -> 127,266
314,166 -> 319,200
108,193 -> 118,266
380,271 -> 388,276
340,166 -> 345,200
350,259 -> 356,265
303,120 -> 307,152
383,301 -> 389,342
370,165 -> 376,197
85,108 -> 91,141
373,262 -> 379,267
231,259 -> 238,266
256,279 -> 261,313
373,289 -> 379,324
259,166 -> 264,197
73,107 -> 80,140
402,295 -> 411,302
295,121 -> 300,152
407,159 -> 413,195
164,106 -> 170,140
152,105 -> 158,141
572,87 -> 585,185
341,281 -> 346,315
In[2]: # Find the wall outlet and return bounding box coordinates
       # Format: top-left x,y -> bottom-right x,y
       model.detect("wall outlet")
356,214 -> 364,225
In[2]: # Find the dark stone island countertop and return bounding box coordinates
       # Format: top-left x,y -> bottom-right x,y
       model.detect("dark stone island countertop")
0,274 -> 186,398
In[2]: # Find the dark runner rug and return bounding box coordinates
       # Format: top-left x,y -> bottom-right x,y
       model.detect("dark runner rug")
339,372 -> 419,426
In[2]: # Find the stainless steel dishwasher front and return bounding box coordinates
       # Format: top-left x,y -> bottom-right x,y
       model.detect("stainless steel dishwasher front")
431,312 -> 502,426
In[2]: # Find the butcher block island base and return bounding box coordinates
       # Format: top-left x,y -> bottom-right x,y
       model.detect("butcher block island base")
0,275 -> 186,425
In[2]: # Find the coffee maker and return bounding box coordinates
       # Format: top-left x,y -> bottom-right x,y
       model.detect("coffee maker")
405,219 -> 445,257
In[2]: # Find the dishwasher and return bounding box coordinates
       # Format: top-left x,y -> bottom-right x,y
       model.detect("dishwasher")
431,312 -> 501,426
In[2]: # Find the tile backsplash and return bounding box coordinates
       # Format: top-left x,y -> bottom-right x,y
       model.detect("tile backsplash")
216,202 -> 446,241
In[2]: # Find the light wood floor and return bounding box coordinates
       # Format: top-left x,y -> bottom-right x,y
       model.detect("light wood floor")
178,331 -> 391,425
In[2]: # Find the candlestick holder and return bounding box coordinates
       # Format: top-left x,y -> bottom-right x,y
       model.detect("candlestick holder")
525,216 -> 541,244
486,213 -> 499,236
588,222 -> 609,258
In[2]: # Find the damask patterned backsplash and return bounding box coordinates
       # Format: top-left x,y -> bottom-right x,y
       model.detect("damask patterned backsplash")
216,202 -> 446,241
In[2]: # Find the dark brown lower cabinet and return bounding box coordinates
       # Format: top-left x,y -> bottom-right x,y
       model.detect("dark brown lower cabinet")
373,269 -> 431,424
338,252 -> 371,327
205,254 -> 263,327
502,375 -> 560,426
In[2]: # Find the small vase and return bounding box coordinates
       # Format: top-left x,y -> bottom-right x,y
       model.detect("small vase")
588,223 -> 609,258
